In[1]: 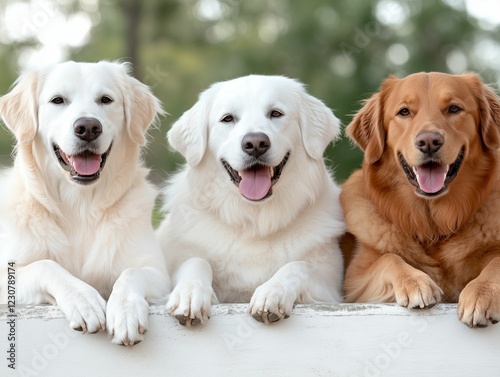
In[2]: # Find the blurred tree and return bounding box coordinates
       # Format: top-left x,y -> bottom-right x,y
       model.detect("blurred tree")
1,0 -> 500,182
123,0 -> 142,76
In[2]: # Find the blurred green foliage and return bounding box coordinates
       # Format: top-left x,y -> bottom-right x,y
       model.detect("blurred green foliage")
1,0 -> 499,183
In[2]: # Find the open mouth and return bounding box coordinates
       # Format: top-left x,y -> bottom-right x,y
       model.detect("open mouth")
222,152 -> 290,201
53,143 -> 112,185
399,147 -> 465,197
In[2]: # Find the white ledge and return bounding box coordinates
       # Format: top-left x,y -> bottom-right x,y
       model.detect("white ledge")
1,304 -> 499,376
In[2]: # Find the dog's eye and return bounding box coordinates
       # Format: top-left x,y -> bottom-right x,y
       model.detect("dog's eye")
270,110 -> 284,118
100,96 -> 113,105
448,105 -> 462,114
397,108 -> 411,117
50,96 -> 64,105
221,115 -> 234,123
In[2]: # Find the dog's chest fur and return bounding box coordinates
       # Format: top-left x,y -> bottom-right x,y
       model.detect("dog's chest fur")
425,188 -> 500,301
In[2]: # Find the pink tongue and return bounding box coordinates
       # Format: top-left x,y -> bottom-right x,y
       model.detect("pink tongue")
239,166 -> 272,201
414,164 -> 448,194
69,154 -> 102,176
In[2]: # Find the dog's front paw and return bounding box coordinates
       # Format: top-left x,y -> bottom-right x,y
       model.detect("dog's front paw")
248,282 -> 295,324
106,291 -> 149,346
458,280 -> 500,328
57,284 -> 107,334
394,271 -> 442,309
166,281 -> 213,326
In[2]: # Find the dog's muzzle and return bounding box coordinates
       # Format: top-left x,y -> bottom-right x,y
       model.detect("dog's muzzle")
222,152 -> 290,201
399,146 -> 464,198
54,143 -> 112,185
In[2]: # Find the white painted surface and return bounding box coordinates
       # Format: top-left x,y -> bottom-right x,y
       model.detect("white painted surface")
1,303 -> 499,377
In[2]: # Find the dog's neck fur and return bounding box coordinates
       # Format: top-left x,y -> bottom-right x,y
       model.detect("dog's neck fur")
366,150 -> 499,246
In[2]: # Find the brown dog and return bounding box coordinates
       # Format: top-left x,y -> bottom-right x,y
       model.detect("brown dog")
341,72 -> 500,327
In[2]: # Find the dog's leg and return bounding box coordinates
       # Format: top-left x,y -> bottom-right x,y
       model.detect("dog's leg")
166,257 -> 215,326
106,266 -> 170,346
12,260 -> 106,333
344,251 -> 442,308
248,260 -> 341,324
458,256 -> 500,327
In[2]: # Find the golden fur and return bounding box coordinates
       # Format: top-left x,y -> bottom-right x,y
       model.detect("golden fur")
341,72 -> 500,327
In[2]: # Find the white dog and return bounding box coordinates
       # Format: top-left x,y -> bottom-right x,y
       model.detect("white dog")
156,75 -> 345,325
0,61 -> 170,345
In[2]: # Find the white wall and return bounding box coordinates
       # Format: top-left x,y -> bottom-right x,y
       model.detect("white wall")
1,303 -> 499,377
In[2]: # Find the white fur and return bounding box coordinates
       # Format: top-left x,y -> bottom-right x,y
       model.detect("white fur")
157,75 -> 344,325
0,61 -> 171,345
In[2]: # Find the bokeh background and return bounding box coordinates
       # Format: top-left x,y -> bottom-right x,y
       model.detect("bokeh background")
1,0 -> 500,184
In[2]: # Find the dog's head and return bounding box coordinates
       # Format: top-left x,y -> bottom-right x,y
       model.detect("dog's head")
0,61 -> 163,185
347,72 -> 500,199
168,75 -> 340,202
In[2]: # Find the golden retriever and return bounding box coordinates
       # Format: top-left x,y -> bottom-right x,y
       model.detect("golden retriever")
341,72 -> 500,327
156,75 -> 345,325
0,61 -> 170,345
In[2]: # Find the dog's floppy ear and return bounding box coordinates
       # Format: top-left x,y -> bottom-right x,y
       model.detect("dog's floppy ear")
299,91 -> 340,160
0,70 -> 39,144
464,73 -> 500,150
346,77 -> 395,164
121,64 -> 165,146
167,89 -> 211,166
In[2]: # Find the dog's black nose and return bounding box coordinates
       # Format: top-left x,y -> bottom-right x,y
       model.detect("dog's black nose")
241,132 -> 271,158
415,131 -> 444,154
73,117 -> 102,142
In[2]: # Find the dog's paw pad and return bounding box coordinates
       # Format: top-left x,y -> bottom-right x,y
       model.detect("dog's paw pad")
250,310 -> 288,324
252,312 -> 265,323
410,302 -> 435,309
268,312 -> 280,322
175,315 -> 189,326
174,314 -> 202,326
